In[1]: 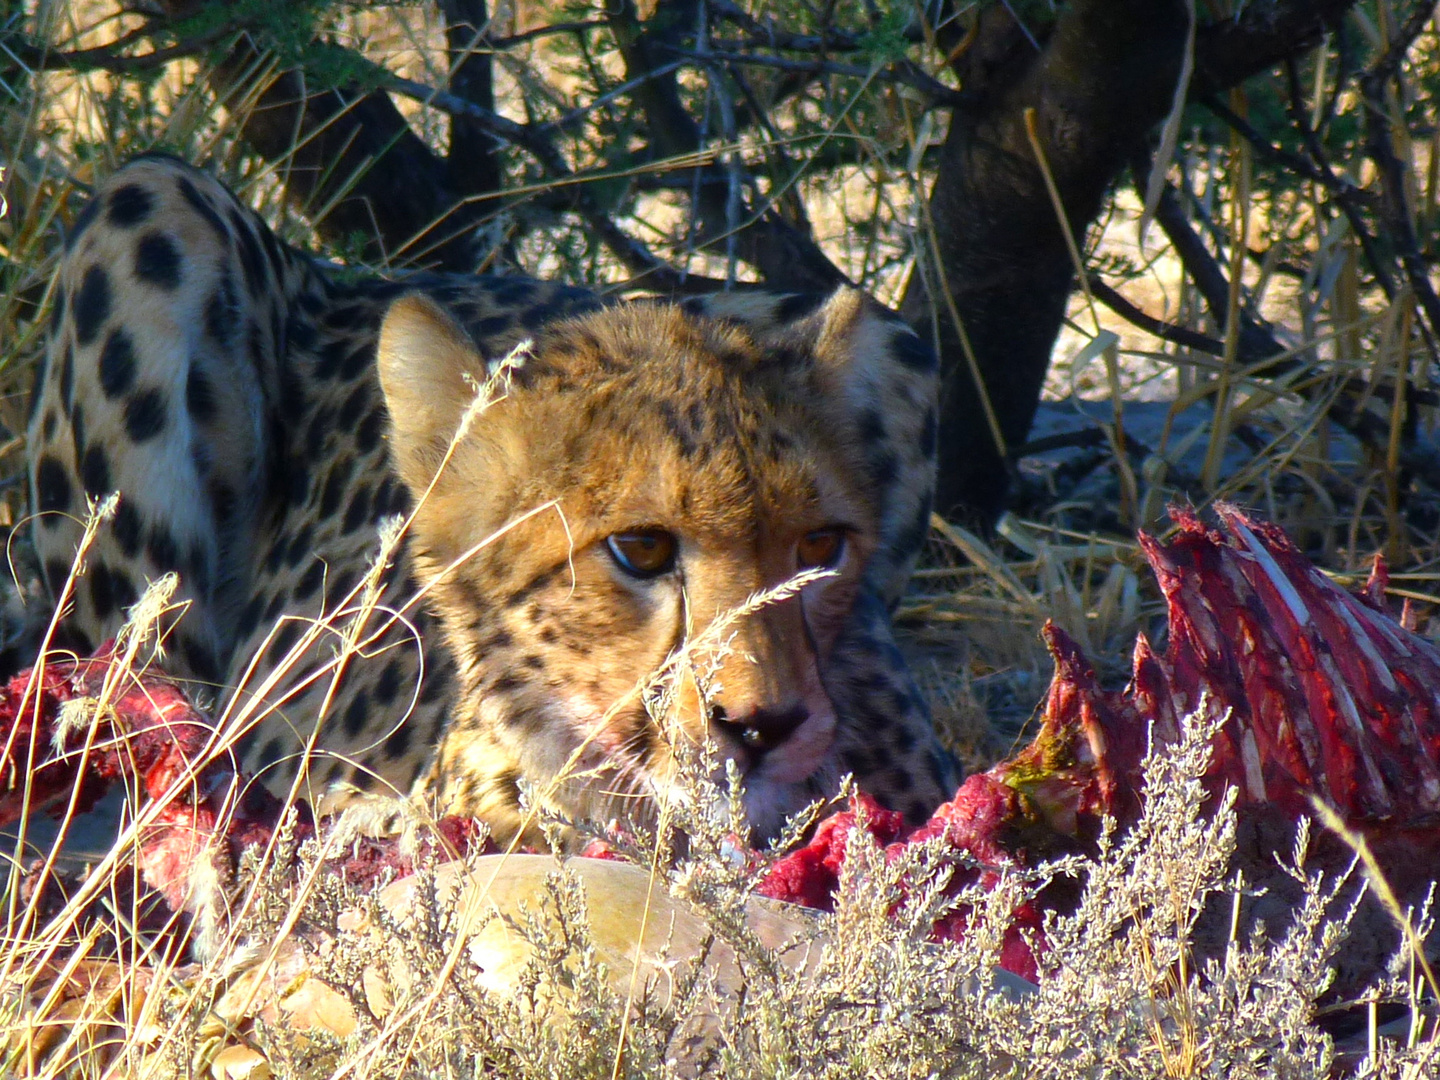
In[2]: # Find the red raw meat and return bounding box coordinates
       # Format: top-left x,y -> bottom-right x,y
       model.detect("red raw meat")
759,503 -> 1440,982
0,649 -> 492,913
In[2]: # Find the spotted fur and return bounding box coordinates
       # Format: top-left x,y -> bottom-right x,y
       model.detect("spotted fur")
28,155 -> 959,844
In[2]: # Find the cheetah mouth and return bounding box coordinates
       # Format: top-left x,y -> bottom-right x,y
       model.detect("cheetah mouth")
737,708 -> 838,787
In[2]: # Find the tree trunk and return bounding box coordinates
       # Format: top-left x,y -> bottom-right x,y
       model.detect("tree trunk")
901,0 -> 1190,526
905,0 -> 1364,527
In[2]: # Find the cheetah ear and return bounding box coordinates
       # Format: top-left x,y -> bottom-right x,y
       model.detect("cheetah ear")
376,292 -> 490,493
804,287 -> 872,367
788,286 -> 938,389
785,287 -> 894,393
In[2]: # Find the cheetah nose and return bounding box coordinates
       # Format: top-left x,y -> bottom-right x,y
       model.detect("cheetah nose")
710,703 -> 809,761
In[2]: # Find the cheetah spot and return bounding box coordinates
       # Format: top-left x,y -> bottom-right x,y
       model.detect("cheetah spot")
73,266 -> 111,347
123,387 -> 168,443
135,233 -> 182,291
35,455 -> 72,518
99,328 -> 137,399
107,185 -> 154,228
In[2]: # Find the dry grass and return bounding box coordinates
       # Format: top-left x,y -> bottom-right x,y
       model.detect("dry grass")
3,2 -> 1440,1076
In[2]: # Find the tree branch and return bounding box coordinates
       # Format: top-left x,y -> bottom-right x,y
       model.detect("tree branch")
901,0 -> 1192,524
1088,276 -> 1230,356
1090,275 -> 1440,407
3,22 -> 224,73
1278,57 -> 1397,302
1139,164 -> 1287,363
1132,153 -> 1440,492
216,53 -> 481,270
541,59 -> 686,133
487,19 -> 610,50
440,0 -> 503,211
1360,5 -> 1440,349
601,0 -> 847,292
1192,0 -> 1360,95
1200,92 -> 1369,198
669,46 -> 965,108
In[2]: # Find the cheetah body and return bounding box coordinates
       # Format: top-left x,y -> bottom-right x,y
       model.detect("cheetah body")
28,156 -> 958,843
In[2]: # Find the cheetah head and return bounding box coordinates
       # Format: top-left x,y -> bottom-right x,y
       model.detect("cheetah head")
377,290 -> 889,843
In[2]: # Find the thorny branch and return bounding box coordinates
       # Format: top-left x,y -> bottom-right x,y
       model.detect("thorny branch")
1112,150 -> 1440,493
665,46 -> 965,108
1360,4 -> 1440,348
1277,56 -> 1398,303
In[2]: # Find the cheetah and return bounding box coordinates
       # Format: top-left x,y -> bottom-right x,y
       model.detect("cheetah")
27,155 -> 959,844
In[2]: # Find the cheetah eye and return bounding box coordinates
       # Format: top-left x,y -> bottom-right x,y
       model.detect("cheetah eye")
797,528 -> 845,571
607,528 -> 677,578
